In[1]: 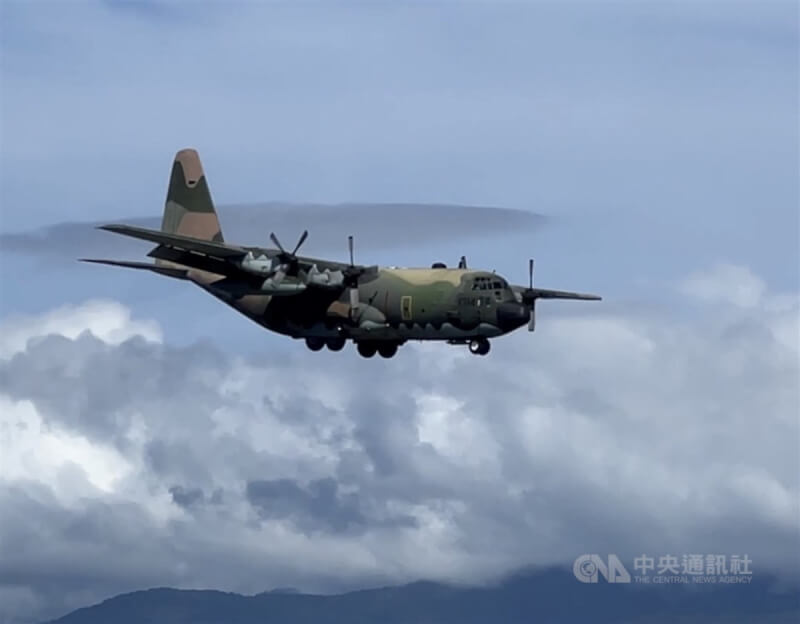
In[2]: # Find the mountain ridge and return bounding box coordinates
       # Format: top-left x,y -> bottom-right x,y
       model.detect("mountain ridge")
45,568 -> 800,624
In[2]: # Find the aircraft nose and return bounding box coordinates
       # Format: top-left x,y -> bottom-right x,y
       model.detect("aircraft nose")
497,302 -> 530,331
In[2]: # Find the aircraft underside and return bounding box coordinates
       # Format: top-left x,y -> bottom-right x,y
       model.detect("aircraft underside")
259,310 -> 503,358
210,279 -> 507,358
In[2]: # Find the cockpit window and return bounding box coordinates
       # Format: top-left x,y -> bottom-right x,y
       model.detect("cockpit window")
472,277 -> 507,291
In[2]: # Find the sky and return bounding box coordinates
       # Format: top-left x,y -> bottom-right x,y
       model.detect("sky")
0,1 -> 798,622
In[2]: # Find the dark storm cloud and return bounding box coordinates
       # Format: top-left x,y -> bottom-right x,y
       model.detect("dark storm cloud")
0,486 -> 181,619
169,485 -> 205,508
246,477 -> 418,535
246,478 -> 367,534
0,332 -> 225,444
0,203 -> 545,261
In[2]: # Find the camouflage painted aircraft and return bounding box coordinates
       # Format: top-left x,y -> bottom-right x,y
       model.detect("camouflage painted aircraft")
84,149 -> 601,358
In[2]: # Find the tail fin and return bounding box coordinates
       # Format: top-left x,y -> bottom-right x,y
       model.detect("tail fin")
161,148 -> 224,242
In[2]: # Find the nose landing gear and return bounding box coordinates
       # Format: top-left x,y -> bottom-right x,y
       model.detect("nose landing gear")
468,337 -> 491,356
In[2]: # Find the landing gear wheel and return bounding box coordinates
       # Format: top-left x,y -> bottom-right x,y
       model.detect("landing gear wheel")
326,337 -> 346,352
468,337 -> 490,356
305,337 -> 325,352
357,342 -> 377,358
377,342 -> 398,359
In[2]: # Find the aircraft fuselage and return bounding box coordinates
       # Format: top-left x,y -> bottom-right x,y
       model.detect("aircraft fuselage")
203,266 -> 530,344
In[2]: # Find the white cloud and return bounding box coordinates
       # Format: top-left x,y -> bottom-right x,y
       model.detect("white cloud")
679,263 -> 767,308
0,396 -> 132,498
0,300 -> 162,359
0,268 -> 797,623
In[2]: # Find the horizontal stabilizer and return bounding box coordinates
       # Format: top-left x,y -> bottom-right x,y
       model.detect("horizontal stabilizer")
98,224 -> 246,259
79,258 -> 189,279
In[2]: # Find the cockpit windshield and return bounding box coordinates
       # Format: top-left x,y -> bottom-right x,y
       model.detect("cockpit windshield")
471,276 -> 507,291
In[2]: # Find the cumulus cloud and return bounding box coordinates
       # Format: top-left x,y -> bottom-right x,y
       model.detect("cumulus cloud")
0,300 -> 162,359
680,263 -> 768,308
0,265 -> 798,623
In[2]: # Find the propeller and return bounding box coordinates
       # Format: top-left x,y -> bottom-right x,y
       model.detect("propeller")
528,258 -> 536,331
269,230 -> 308,282
521,258 -> 536,331
458,255 -> 468,269
518,257 -> 600,331
343,235 -> 363,320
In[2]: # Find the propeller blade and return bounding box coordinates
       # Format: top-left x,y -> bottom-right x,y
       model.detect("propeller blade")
347,235 -> 360,315
270,232 -> 286,254
291,230 -> 308,255
349,286 -> 360,321
528,301 -> 536,332
529,258 -> 534,289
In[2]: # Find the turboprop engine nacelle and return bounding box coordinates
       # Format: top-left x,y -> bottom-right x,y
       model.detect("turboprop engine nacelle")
259,278 -> 307,295
241,254 -> 345,295
305,266 -> 345,288
240,252 -> 275,275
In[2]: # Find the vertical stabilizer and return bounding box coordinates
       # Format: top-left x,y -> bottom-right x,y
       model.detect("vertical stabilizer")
161,148 -> 224,242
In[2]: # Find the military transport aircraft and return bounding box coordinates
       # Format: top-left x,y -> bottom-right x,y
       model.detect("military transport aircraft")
84,149 -> 601,358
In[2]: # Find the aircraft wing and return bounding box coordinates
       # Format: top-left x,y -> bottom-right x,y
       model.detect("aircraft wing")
513,285 -> 602,301
98,224 -> 249,258
79,258 -> 190,279
97,224 -> 358,272
527,288 -> 601,301
95,223 -> 367,291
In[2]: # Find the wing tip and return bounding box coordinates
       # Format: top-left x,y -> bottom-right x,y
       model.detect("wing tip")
79,258 -> 190,279
97,223 -> 129,233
